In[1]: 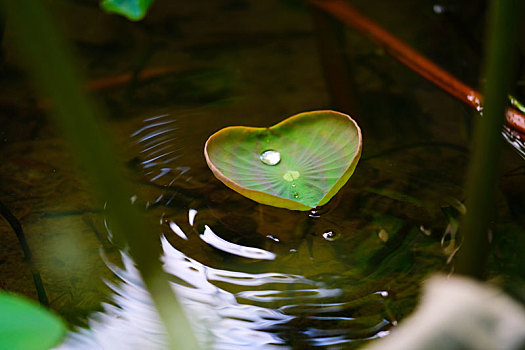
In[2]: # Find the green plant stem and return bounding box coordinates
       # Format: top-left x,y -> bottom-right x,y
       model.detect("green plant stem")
455,0 -> 521,279
0,0 -> 198,348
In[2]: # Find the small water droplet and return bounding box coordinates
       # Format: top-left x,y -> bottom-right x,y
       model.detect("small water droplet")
291,183 -> 296,188
293,192 -> 299,199
322,230 -> 339,241
467,91 -> 483,112
259,150 -> 281,165
283,170 -> 300,181
309,209 -> 320,218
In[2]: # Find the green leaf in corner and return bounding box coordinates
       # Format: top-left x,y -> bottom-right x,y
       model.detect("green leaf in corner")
0,292 -> 66,350
100,0 -> 155,21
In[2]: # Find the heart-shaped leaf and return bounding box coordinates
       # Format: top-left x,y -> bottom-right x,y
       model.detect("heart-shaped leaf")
204,110 -> 362,211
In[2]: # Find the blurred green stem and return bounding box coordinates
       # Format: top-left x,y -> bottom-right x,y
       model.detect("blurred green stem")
0,0 -> 198,348
456,0 -> 521,279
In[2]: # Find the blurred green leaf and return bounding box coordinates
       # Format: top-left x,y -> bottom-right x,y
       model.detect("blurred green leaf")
100,0 -> 155,21
0,292 -> 66,350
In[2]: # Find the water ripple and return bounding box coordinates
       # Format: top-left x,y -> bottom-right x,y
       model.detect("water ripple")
58,221 -> 396,349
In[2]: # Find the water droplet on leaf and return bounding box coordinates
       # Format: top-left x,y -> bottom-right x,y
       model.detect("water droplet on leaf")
293,192 -> 299,199
259,150 -> 281,165
283,170 -> 300,181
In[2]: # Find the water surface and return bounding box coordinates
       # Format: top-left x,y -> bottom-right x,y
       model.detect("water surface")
0,0 -> 524,348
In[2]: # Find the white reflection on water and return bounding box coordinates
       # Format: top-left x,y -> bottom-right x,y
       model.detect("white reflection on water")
57,235 -> 291,349
200,225 -> 276,260
56,219 -> 392,349
168,221 -> 188,240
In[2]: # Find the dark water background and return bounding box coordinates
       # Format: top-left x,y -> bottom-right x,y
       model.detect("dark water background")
1,0 -> 524,348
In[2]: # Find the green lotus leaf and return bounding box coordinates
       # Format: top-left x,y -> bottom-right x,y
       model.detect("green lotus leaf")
204,110 -> 362,211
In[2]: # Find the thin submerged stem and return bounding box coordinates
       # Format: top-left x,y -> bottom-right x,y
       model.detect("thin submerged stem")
0,199 -> 49,306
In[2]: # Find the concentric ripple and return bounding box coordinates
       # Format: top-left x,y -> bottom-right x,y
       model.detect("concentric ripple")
58,219 -> 395,349
56,113 -> 453,349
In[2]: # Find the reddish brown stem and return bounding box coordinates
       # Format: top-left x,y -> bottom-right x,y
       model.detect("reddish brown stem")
310,0 -> 525,139
36,64 -> 191,110
86,64 -> 186,91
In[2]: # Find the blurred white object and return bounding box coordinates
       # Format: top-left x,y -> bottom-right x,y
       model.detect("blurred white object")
365,275 -> 525,350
